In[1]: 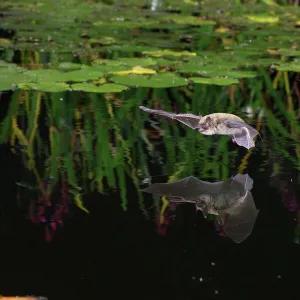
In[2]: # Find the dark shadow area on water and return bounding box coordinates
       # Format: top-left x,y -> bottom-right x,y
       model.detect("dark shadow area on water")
0,143 -> 299,300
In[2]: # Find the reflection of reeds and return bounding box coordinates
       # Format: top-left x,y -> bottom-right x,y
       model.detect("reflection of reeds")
1,69 -> 300,216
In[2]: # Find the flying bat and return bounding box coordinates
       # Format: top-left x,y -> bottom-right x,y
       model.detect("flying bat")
139,106 -> 260,150
141,174 -> 259,243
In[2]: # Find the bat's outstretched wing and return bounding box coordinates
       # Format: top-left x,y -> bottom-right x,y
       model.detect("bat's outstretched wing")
224,120 -> 259,150
217,192 -> 259,243
141,176 -> 223,200
139,106 -> 201,129
232,174 -> 253,192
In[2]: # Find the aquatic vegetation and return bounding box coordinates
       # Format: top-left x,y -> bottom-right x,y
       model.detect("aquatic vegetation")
0,0 -> 300,242
0,0 -> 299,92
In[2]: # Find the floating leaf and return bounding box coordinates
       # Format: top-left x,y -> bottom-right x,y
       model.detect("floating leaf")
215,26 -> 230,33
0,68 -> 37,90
159,15 -> 216,26
116,57 -> 157,67
0,38 -> 12,47
26,69 -> 67,82
176,62 -> 209,73
111,66 -> 156,75
143,49 -> 196,58
155,58 -> 180,66
189,77 -> 239,86
262,0 -> 279,5
90,64 -> 129,73
62,69 -> 104,82
89,37 -> 117,45
0,80 -> 18,91
110,73 -> 188,88
255,58 -> 281,67
0,60 -> 17,68
93,20 -> 159,28
225,70 -> 258,79
273,61 -> 300,72
92,59 -> 124,66
277,48 -> 300,57
247,15 -> 279,24
71,83 -> 128,93
177,61 -> 235,75
58,62 -> 82,71
184,0 -> 199,4
18,82 -> 70,92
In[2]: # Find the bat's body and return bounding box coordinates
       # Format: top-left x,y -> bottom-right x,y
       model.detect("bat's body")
139,106 -> 259,150
141,174 -> 259,243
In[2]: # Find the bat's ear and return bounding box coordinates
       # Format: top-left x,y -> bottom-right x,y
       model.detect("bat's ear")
206,116 -> 212,124
195,201 -> 208,218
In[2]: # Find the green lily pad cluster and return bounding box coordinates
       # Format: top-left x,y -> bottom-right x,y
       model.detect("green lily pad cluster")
0,53 -> 259,92
0,61 -> 128,92
0,0 -> 299,92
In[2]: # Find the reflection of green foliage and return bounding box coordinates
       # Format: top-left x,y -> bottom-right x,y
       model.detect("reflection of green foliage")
0,0 -> 300,214
1,72 -> 300,211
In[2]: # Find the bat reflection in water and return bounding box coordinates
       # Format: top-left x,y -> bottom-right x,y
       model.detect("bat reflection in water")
139,106 -> 260,150
141,174 -> 259,243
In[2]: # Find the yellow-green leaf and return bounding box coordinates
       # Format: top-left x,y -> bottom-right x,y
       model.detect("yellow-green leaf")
111,66 -> 156,75
189,77 -> 239,86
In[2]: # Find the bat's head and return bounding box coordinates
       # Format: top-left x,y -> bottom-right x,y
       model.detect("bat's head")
195,195 -> 218,218
198,116 -> 214,135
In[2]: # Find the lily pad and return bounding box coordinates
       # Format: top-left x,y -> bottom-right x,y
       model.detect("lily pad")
18,82 -> 70,92
0,80 -> 18,91
26,69 -> 67,82
143,49 -> 196,58
58,62 -> 83,71
159,15 -> 216,26
177,62 -> 234,75
110,73 -> 188,88
155,58 -> 180,66
176,62 -> 209,73
276,49 -> 300,57
92,59 -> 125,66
0,38 -> 12,48
71,83 -> 128,93
246,15 -> 279,24
89,37 -> 117,45
62,69 -> 104,82
90,64 -> 129,73
0,60 -> 18,68
224,70 -> 258,79
273,61 -> 300,72
111,67 -> 156,75
92,20 -> 159,28
189,77 -> 239,86
0,68 -> 37,90
116,57 -> 157,67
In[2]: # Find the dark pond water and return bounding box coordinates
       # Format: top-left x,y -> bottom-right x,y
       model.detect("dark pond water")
1,90 -> 300,300
1,0 -> 300,299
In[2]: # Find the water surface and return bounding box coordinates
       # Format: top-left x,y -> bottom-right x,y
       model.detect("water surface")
1,0 -> 300,299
